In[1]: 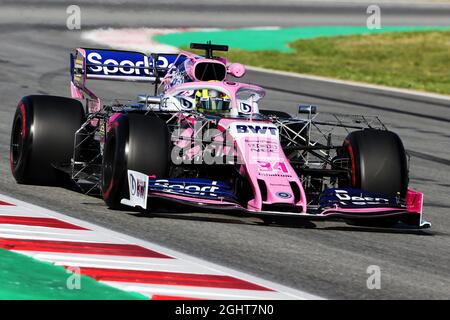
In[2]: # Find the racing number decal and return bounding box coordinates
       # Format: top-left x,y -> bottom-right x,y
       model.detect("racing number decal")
257,161 -> 289,174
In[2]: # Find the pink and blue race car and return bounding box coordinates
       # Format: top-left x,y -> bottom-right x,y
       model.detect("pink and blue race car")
10,42 -> 430,228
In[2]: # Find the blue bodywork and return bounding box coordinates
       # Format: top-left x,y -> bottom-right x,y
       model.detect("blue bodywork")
319,188 -> 400,209
148,178 -> 237,201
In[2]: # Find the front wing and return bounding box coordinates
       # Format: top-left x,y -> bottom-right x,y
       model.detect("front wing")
120,170 -> 430,229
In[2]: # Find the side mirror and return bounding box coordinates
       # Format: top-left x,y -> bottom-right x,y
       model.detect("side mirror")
227,63 -> 246,78
298,105 -> 317,114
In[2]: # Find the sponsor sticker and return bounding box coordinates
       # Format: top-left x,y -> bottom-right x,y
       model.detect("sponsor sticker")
319,188 -> 397,208
84,49 -> 183,81
276,192 -> 292,199
334,189 -> 389,206
257,160 -> 290,174
228,122 -> 279,137
238,102 -> 252,114
150,179 -> 220,197
121,170 -> 148,209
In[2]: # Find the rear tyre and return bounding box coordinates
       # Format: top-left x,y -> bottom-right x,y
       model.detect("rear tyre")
10,95 -> 85,185
101,114 -> 169,209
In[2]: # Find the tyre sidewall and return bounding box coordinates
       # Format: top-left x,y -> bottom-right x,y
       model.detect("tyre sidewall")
344,129 -> 408,197
102,114 -> 169,209
102,115 -> 129,208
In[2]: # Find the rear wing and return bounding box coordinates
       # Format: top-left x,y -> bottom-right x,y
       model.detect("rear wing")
70,48 -> 185,116
70,48 -> 184,83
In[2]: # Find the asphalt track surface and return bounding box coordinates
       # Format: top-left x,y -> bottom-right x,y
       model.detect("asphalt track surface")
0,1 -> 449,299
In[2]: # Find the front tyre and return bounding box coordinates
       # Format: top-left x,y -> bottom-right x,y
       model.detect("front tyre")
342,129 -> 408,197
101,114 -> 169,209
342,129 -> 409,227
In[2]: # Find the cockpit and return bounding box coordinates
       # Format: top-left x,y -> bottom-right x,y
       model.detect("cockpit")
159,81 -> 265,117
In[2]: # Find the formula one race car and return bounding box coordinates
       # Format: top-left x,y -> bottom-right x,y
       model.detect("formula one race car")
10,42 -> 430,228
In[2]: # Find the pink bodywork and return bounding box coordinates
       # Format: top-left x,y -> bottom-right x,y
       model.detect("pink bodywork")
218,117 -> 307,213
167,81 -> 307,213
171,117 -> 307,212
406,189 -> 424,214
160,50 -> 245,91
70,48 -> 102,126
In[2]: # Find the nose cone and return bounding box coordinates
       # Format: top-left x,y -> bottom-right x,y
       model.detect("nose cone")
225,120 -> 307,213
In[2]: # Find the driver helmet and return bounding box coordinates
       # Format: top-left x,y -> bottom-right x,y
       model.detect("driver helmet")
195,88 -> 231,114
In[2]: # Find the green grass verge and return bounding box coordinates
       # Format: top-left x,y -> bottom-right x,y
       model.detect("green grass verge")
186,31 -> 450,95
0,249 -> 147,300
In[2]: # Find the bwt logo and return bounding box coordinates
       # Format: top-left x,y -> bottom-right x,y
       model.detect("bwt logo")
86,52 -> 170,76
235,125 -> 278,135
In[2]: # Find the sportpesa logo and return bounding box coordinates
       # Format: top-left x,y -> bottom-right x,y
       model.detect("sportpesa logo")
85,49 -> 178,79
152,179 -> 220,197
334,189 -> 390,206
